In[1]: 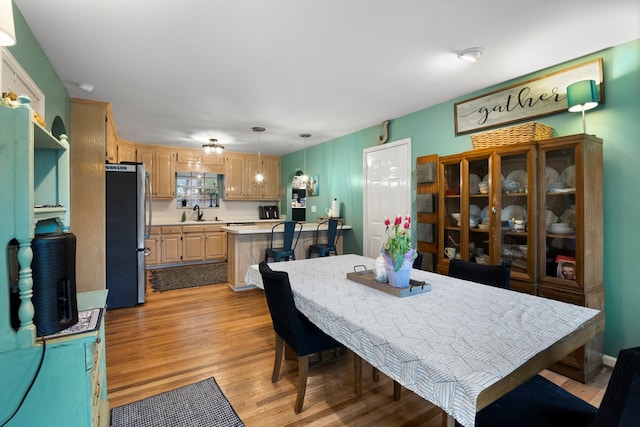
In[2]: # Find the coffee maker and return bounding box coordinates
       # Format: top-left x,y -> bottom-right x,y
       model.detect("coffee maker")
259,205 -> 279,220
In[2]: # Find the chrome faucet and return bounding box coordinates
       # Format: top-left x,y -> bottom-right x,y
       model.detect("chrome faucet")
193,204 -> 203,221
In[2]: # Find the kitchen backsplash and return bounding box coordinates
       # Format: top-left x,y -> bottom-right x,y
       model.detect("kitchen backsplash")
151,199 -> 282,223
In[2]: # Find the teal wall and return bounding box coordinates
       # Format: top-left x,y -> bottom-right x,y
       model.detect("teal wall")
6,5 -> 70,134
282,39 -> 640,357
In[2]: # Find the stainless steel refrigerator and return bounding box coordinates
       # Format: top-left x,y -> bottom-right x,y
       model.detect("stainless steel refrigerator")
106,163 -> 152,309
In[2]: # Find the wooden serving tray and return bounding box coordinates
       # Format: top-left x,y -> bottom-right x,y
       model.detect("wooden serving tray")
346,270 -> 431,297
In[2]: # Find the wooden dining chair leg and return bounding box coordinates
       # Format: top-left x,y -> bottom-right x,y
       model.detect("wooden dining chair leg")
272,333 -> 284,383
353,353 -> 362,396
295,354 -> 310,414
393,381 -> 402,401
372,366 -> 380,382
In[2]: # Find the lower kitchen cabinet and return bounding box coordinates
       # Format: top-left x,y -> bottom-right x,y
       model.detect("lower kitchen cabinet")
144,226 -> 161,266
205,230 -> 227,260
148,224 -> 227,267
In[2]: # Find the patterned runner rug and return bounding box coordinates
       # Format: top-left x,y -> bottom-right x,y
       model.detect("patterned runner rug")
111,377 -> 244,427
150,263 -> 227,292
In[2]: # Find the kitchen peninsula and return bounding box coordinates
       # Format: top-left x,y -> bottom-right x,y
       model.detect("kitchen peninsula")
224,222 -> 351,291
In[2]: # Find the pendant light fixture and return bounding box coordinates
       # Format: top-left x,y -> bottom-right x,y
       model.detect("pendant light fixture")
299,133 -> 311,184
202,138 -> 224,154
252,126 -> 266,187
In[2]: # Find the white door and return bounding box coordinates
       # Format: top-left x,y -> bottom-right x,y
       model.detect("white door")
363,138 -> 411,259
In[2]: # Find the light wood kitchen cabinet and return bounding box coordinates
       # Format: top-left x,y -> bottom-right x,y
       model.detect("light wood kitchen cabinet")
144,226 -> 161,266
224,152 -> 280,200
182,229 -> 205,262
262,155 -> 281,199
70,99 -> 106,293
436,133 -> 603,383
137,146 -> 176,199
105,106 -> 117,163
160,226 -> 182,264
116,139 -> 136,162
150,225 -> 227,267
176,148 -> 225,173
205,229 -> 227,260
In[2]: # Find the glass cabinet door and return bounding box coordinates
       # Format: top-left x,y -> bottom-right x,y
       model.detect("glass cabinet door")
441,159 -> 461,263
540,145 -> 577,286
466,155 -> 491,265
496,148 -> 535,282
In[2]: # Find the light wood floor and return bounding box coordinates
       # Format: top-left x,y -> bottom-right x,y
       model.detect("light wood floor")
105,282 -> 611,426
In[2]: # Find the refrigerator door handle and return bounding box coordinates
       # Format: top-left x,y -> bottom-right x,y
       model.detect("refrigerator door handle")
145,171 -> 153,239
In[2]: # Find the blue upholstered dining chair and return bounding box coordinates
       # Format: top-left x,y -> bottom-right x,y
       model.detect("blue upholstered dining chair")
265,221 -> 302,262
447,258 -> 510,289
307,219 -> 343,258
475,346 -> 640,427
258,262 -> 361,413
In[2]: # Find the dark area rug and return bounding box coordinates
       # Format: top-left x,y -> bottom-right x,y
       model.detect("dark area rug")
111,377 -> 244,427
150,263 -> 227,292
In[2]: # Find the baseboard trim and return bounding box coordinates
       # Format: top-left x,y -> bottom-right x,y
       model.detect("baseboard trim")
603,354 -> 616,368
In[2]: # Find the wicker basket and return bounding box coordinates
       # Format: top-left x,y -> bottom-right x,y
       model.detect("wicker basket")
471,122 -> 553,150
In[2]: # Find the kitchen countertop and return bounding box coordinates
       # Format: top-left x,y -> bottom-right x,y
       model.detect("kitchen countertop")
223,222 -> 351,235
153,218 -> 283,226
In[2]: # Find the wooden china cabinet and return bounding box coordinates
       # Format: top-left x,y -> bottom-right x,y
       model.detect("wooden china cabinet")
437,133 -> 603,383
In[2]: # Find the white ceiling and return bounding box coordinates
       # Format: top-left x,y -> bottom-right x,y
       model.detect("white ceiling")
14,0 -> 640,156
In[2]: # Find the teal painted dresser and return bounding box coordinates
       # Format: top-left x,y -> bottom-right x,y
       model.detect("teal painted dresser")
1,99 -> 108,425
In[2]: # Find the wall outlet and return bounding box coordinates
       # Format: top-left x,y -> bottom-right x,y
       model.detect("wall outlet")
311,205 -> 317,212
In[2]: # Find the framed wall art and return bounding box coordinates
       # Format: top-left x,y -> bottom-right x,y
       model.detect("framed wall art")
454,58 -> 604,135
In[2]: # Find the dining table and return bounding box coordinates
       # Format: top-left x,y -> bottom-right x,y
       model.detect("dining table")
245,254 -> 605,427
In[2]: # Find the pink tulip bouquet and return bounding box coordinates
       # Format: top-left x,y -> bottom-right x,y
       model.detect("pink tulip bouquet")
382,214 -> 417,271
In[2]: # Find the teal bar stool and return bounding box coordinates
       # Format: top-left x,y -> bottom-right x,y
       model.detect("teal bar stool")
308,219 -> 343,258
265,221 -> 302,262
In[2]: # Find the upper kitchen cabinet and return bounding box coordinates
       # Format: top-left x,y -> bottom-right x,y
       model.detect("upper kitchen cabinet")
103,104 -> 136,163
137,146 -> 176,199
224,152 -> 280,200
1,98 -> 69,350
176,148 -> 225,174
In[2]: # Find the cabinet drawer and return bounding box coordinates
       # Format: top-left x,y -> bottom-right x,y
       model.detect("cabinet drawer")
182,225 -> 208,233
161,226 -> 183,234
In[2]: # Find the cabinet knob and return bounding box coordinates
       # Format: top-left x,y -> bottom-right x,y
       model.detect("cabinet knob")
492,206 -> 497,214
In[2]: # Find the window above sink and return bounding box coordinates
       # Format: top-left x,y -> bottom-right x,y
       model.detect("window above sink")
175,172 -> 224,208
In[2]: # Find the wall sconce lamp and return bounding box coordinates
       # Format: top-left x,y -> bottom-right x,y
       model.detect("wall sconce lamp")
202,138 -> 224,154
567,80 -> 599,134
0,0 -> 17,46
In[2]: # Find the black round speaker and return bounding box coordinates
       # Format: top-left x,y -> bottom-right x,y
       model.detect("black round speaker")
30,232 -> 79,335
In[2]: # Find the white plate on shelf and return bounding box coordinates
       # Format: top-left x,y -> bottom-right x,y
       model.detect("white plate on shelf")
480,206 -> 490,223
469,204 -> 482,218
482,173 -> 504,183
561,165 -> 576,187
506,169 -> 527,188
545,166 -> 561,183
501,205 -> 526,221
469,174 -> 481,194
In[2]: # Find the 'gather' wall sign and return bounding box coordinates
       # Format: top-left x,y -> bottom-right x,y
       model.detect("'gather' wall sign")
454,58 -> 603,135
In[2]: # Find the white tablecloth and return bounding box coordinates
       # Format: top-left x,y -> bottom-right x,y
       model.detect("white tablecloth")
248,254 -> 601,427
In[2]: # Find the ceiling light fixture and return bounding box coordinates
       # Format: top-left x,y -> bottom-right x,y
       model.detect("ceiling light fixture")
457,47 -> 483,63
77,83 -> 94,93
202,138 -> 224,154
566,79 -> 599,134
252,126 -> 266,187
0,0 -> 17,46
299,133 -> 311,184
